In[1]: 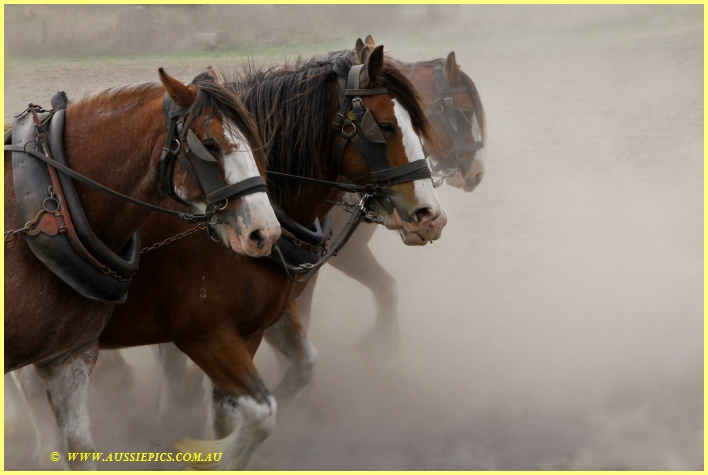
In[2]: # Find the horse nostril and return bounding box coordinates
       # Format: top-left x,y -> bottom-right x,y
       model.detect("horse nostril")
475,172 -> 483,185
248,229 -> 265,250
414,207 -> 434,225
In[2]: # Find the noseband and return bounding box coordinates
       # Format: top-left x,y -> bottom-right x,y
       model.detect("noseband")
418,63 -> 484,186
159,95 -> 267,240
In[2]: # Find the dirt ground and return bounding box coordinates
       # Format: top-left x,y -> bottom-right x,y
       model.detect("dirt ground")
4,5 -> 703,471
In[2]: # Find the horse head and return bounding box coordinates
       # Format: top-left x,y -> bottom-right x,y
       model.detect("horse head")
159,68 -> 280,257
411,50 -> 487,193
336,43 -> 445,236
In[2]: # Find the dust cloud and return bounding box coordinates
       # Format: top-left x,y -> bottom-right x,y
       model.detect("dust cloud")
4,4 -> 703,471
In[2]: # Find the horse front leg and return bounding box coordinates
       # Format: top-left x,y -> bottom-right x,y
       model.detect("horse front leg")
34,341 -> 99,470
173,331 -> 275,470
152,342 -> 206,438
91,349 -> 134,393
264,301 -> 317,405
328,231 -> 401,355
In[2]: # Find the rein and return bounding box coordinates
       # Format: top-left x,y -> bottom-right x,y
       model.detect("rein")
269,194 -> 374,282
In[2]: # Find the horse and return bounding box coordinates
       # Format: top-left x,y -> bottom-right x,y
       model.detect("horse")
71,38 -> 486,426
262,36 -> 487,402
84,39 -> 487,422
1,42 -> 446,470
4,68 -> 281,469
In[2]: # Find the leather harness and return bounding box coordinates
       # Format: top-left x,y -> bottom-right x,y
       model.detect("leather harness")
5,90 -> 268,302
419,64 -> 485,186
267,64 -> 434,281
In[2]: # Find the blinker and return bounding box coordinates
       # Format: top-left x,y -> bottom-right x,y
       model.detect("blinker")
360,109 -> 386,144
186,129 -> 217,163
444,97 -> 458,132
453,107 -> 473,133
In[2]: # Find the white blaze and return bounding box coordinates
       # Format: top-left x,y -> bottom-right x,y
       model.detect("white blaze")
391,98 -> 442,214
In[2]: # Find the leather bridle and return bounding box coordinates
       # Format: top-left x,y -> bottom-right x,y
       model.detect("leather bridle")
267,64 -> 435,280
159,95 -> 267,240
332,64 -> 432,188
416,63 -> 484,187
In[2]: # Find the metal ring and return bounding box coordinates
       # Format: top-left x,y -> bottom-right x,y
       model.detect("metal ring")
207,213 -> 220,226
342,122 -> 356,136
23,140 -> 39,152
215,198 -> 229,211
42,197 -> 60,213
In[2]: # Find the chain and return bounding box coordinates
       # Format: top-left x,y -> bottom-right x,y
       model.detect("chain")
140,223 -> 206,255
291,235 -> 329,256
101,265 -> 132,283
4,227 -> 31,248
328,199 -> 384,225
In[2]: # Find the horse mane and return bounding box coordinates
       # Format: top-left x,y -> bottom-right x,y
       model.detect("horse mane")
228,52 -> 434,207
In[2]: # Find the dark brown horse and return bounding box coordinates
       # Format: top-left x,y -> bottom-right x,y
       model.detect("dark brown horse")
93,43 -> 443,469
4,69 -> 280,469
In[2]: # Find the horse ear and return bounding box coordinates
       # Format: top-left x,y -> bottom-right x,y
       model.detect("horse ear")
364,34 -> 376,46
159,68 -> 196,108
445,51 -> 462,82
359,44 -> 373,64
355,38 -> 365,63
363,44 -> 385,84
204,65 -> 222,85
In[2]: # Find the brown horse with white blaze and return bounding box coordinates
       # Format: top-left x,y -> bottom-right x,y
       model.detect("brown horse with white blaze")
94,43 -> 443,469
264,37 -> 487,402
4,69 -> 279,469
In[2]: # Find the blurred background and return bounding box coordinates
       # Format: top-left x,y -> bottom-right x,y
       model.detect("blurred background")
5,4 -> 704,471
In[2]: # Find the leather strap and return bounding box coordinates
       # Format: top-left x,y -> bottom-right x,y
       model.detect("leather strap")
370,159 -> 431,185
5,144 -> 202,222
205,176 -> 267,204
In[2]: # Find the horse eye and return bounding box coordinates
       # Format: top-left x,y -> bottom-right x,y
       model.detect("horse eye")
202,139 -> 221,153
379,123 -> 395,133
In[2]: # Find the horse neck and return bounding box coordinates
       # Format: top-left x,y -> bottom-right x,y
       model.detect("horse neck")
63,88 -> 167,250
280,181 -> 334,228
